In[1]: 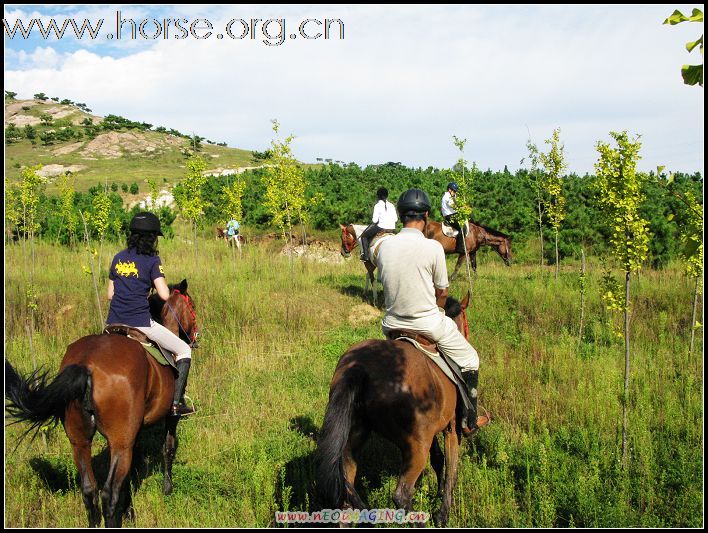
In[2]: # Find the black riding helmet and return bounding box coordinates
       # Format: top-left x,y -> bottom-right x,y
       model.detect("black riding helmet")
129,212 -> 164,236
397,188 -> 431,217
377,187 -> 389,200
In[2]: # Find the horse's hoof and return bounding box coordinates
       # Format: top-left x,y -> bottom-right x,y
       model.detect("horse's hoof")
434,511 -> 448,527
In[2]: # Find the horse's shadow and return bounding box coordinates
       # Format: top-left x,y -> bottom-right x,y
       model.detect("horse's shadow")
29,423 -> 168,510
274,416 -> 404,527
317,274 -> 386,310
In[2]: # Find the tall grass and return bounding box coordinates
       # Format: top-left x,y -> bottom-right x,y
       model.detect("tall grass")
4,238 -> 703,527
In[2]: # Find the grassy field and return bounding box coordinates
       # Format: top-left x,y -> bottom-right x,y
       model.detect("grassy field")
3,233 -> 703,527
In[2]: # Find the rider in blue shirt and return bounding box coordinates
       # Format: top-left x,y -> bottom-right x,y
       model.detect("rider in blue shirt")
107,212 -> 195,417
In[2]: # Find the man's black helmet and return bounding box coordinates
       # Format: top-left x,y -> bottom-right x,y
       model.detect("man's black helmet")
130,212 -> 163,236
397,188 -> 431,216
447,182 -> 459,192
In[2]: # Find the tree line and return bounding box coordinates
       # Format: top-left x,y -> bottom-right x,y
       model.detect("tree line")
5,161 -> 700,269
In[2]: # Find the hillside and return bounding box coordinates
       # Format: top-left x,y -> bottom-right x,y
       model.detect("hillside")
4,97 -> 256,192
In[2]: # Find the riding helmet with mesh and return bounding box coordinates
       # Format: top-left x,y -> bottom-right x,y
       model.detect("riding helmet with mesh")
397,188 -> 431,217
447,182 -> 459,192
129,212 -> 164,236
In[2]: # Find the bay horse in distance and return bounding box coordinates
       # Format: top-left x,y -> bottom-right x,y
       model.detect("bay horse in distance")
5,279 -> 198,528
316,294 -> 471,526
424,220 -> 512,279
216,226 -> 245,251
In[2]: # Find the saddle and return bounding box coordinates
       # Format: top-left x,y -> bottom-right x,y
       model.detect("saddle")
441,221 -> 469,238
386,330 -> 473,414
103,324 -> 177,370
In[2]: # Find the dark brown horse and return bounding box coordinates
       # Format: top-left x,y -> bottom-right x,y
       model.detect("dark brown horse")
316,294 -> 471,526
5,279 -> 198,528
424,220 -> 512,279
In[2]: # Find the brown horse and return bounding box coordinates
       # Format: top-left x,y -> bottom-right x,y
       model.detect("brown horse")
4,279 -> 198,528
316,294 -> 471,526
216,227 -> 246,250
424,220 -> 512,279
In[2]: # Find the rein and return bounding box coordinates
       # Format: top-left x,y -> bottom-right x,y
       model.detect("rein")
165,289 -> 199,347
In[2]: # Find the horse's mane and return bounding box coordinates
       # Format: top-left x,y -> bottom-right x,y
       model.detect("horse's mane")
347,224 -> 369,240
471,221 -> 510,240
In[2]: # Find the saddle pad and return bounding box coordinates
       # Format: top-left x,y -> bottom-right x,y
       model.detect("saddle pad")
142,343 -> 177,369
103,324 -> 177,370
394,337 -> 473,412
369,233 -> 395,267
441,221 -> 469,238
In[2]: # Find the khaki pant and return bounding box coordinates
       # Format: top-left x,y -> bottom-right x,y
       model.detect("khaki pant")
382,308 -> 479,371
136,319 -> 192,361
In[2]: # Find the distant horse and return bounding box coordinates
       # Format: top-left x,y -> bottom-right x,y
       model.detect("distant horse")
316,294 -> 471,526
339,224 -> 394,306
424,220 -> 512,279
5,280 -> 198,528
216,227 -> 245,251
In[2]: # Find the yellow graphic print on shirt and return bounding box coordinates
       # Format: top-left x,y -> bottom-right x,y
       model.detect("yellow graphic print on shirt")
115,260 -> 139,278
159,265 -> 164,274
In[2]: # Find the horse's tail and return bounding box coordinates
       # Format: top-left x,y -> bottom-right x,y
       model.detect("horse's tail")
316,366 -> 367,510
5,360 -> 92,441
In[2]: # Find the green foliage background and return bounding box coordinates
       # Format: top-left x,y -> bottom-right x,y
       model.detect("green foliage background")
6,162 -> 702,269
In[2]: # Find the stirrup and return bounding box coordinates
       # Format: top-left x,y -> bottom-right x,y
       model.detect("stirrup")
462,406 -> 492,436
170,395 -> 196,417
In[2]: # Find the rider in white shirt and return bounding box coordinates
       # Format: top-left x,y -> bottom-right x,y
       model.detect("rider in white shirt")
360,187 -> 398,262
441,182 -> 466,254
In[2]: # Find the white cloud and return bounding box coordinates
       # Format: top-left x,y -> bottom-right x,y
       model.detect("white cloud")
4,5 -> 703,173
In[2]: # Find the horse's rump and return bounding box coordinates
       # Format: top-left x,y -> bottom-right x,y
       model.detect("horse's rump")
335,339 -> 456,437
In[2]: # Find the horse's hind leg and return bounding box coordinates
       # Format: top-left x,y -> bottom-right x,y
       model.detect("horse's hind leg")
429,435 -> 445,498
65,403 -> 100,527
163,415 -> 179,495
393,438 -> 431,513
342,425 -> 369,510
101,443 -> 135,528
450,254 -> 465,281
434,427 -> 460,527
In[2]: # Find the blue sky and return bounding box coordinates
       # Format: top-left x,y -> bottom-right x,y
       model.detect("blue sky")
4,4 -> 704,174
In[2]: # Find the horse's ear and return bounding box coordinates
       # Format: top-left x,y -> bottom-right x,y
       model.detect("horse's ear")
339,224 -> 346,230
460,290 -> 470,310
178,279 -> 188,292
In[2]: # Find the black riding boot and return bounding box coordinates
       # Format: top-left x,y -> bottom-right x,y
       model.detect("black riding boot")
460,370 -> 490,435
171,359 -> 196,417
455,233 -> 466,254
360,236 -> 370,262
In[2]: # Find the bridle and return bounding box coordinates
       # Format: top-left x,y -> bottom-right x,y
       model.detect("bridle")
460,307 -> 469,339
341,225 -> 357,256
165,289 -> 199,348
